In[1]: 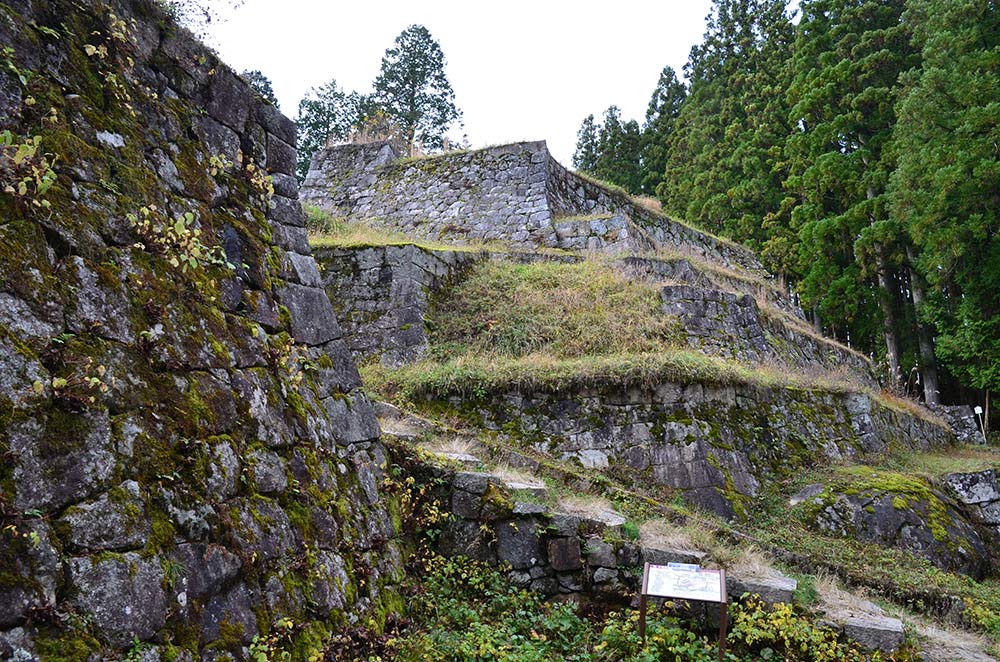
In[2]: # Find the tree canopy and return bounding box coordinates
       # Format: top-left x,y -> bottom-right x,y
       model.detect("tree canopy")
294,79 -> 360,180
371,24 -> 462,153
295,24 -> 462,179
578,0 -> 999,412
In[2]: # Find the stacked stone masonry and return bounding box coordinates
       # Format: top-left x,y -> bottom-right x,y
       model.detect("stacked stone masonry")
300,140 -> 765,275
445,384 -> 953,519
0,0 -> 399,658
312,244 -> 876,384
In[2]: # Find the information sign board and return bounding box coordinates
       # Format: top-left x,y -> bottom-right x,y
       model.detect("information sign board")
639,562 -> 728,662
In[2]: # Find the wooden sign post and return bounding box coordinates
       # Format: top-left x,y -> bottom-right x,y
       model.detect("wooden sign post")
639,562 -> 728,662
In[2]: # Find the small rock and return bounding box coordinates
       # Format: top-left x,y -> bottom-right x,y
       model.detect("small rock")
843,615 -> 904,653
728,572 -> 797,605
548,537 -> 582,571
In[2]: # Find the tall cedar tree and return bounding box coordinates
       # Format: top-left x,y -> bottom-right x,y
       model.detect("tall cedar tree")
657,0 -> 794,260
640,66 -> 686,196
783,0 -> 917,385
889,0 -> 1000,403
372,25 -> 461,154
572,108 -> 643,194
573,114 -> 600,173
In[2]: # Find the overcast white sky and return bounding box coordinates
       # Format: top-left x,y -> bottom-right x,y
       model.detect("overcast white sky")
204,1 -> 715,165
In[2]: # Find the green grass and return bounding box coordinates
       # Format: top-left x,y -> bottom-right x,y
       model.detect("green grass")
361,350 -> 871,404
426,259 -> 683,361
876,446 -> 1000,477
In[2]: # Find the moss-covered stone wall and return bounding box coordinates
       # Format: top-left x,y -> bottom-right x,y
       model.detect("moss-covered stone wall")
299,140 -> 767,275
0,0 -> 402,658
433,382 -> 953,519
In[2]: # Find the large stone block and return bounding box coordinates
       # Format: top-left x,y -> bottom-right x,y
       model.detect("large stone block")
60,480 -> 150,551
0,521 -> 61,628
276,282 -> 342,346
844,615 -> 904,653
548,537 -> 582,571
496,519 -> 543,570
68,553 -> 168,647
11,409 -> 115,512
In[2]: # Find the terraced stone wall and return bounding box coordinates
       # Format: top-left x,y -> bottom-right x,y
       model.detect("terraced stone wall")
0,1 -> 400,658
300,140 -> 767,274
441,384 -> 954,519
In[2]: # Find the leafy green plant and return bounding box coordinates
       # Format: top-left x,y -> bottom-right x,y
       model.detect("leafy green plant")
0,130 -> 57,209
127,205 -> 233,273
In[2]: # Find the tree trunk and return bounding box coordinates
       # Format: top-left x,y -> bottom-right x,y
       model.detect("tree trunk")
876,247 -> 903,390
812,306 -> 822,336
906,246 -> 940,405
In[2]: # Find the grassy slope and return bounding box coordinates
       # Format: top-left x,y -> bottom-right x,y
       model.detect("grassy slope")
361,256 -> 942,427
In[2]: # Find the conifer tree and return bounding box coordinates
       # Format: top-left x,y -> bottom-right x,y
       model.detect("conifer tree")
640,66 -> 686,196
783,0 -> 916,381
295,79 -> 359,181
658,0 -> 793,252
890,0 -> 1000,403
371,25 -> 462,154
572,114 -> 600,173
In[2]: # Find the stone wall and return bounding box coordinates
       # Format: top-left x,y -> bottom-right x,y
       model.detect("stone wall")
314,244 -> 481,366
300,140 -> 766,275
436,470 -> 797,605
438,383 -> 953,519
312,243 -> 874,386
659,285 -> 876,384
302,141 -> 560,246
943,470 -> 1000,539
0,1 -> 400,658
543,154 -> 764,274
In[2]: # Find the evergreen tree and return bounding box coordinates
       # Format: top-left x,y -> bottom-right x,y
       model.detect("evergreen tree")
294,79 -> 359,181
640,66 -> 686,196
783,0 -> 916,382
889,0 -> 1000,401
573,114 -> 599,173
658,0 -> 794,253
572,107 -> 643,194
371,25 -> 462,154
594,107 -> 643,193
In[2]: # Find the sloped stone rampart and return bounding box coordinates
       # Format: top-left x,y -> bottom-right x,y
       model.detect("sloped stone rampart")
441,384 -> 953,519
0,0 -> 399,658
313,244 -> 482,366
660,284 -> 876,384
300,140 -> 766,274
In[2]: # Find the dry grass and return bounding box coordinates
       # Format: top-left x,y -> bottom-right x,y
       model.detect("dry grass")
489,463 -> 545,487
632,196 -> 663,213
815,572 -> 884,618
639,518 -> 712,552
727,545 -> 785,579
557,495 -> 622,521
876,390 -> 951,428
911,619 -> 995,661
419,434 -> 483,459
880,445 -> 1000,477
